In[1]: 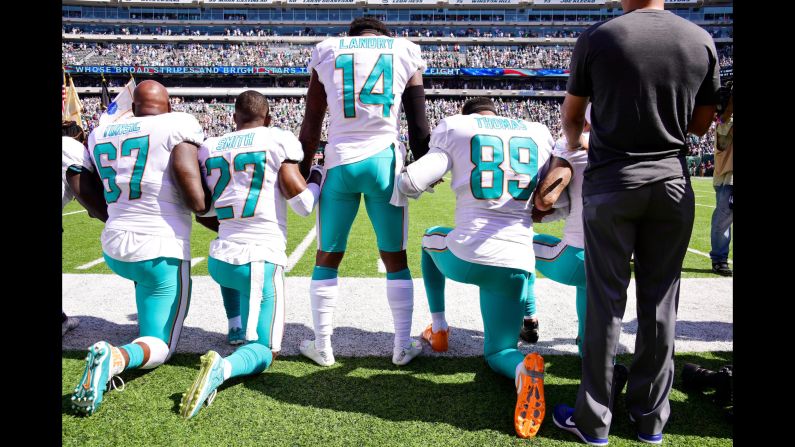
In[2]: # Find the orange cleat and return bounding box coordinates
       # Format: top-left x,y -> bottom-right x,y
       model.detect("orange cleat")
421,324 -> 449,353
514,352 -> 546,438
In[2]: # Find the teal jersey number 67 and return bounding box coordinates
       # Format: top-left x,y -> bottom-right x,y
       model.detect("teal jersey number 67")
93,135 -> 150,203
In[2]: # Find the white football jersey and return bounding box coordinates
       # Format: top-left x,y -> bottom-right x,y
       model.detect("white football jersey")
87,112 -> 204,261
199,126 -> 304,267
62,136 -> 95,210
308,36 -> 427,169
552,134 -> 589,249
409,114 -> 555,272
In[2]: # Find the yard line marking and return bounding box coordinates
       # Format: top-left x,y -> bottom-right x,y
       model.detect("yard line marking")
191,257 -> 205,268
377,258 -> 387,273
687,248 -> 732,264
695,204 -> 716,208
62,210 -> 87,216
286,226 -> 317,272
76,257 -> 105,270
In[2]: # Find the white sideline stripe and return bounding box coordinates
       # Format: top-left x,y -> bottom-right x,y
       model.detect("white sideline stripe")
377,258 -> 386,273
286,226 -> 317,272
191,257 -> 205,268
688,248 -> 733,264
62,210 -> 87,216
76,257 -> 105,270
696,204 -> 715,208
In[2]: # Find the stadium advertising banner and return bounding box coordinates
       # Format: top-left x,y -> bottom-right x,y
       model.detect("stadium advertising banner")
65,65 -> 569,77
534,0 -> 606,5
120,0 -> 195,3
366,0 -> 441,4
449,0 -> 524,4
203,0 -> 278,3
285,0 -> 358,4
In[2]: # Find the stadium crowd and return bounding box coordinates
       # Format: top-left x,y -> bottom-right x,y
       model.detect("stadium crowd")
64,41 -> 732,69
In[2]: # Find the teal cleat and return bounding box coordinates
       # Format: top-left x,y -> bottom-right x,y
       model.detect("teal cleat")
71,341 -> 114,416
180,350 -> 226,419
227,327 -> 245,346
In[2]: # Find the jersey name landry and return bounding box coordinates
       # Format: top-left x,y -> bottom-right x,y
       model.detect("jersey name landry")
475,117 -> 528,131
215,132 -> 255,152
338,37 -> 395,50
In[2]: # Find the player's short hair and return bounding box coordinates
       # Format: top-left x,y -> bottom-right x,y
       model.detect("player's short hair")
461,97 -> 497,115
349,17 -> 391,37
234,90 -> 270,123
62,120 -> 86,144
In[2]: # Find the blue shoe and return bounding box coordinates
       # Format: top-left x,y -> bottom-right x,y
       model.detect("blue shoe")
552,404 -> 609,446
228,327 -> 245,346
180,350 -> 226,419
71,341 -> 114,416
630,414 -> 663,444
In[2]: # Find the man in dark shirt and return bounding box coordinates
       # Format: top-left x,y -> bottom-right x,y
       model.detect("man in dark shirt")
551,1 -> 720,445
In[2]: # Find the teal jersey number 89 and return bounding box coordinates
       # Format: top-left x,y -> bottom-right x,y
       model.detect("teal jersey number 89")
93,135 -> 150,203
206,151 -> 267,220
470,134 -> 539,201
335,53 -> 394,118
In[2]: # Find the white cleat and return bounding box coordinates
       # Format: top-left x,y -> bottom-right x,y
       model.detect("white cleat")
299,340 -> 335,367
392,340 -> 422,366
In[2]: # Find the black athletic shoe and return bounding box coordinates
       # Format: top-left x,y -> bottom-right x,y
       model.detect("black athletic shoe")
519,318 -> 539,344
612,364 -> 629,407
712,262 -> 732,277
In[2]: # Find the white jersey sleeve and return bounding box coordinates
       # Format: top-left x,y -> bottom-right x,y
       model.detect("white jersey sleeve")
62,136 -> 95,210
552,133 -> 589,248
309,36 -> 426,169
88,112 -> 205,262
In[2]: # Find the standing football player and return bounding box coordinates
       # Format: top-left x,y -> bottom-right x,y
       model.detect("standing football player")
180,91 -> 322,418
62,120 -> 108,335
70,81 -> 207,415
297,17 -> 431,366
398,98 -> 554,438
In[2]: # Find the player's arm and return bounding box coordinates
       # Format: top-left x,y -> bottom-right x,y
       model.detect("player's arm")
298,69 -> 327,178
66,168 -> 108,222
397,147 -> 451,199
402,71 -> 431,160
171,142 -> 209,214
533,156 -> 573,211
278,161 -> 322,217
689,39 -> 721,137
561,94 -> 589,151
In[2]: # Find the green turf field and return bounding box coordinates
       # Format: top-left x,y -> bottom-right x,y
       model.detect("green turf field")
62,351 -> 733,446
62,176 -> 731,278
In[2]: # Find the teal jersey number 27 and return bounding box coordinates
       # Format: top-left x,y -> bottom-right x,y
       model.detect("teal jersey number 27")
93,135 -> 150,203
205,151 -> 267,220
470,135 -> 539,201
335,54 -> 394,118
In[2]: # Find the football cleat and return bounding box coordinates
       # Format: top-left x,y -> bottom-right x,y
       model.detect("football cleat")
421,324 -> 449,352
180,350 -> 225,419
514,352 -> 546,438
227,327 -> 245,345
299,340 -> 335,367
392,340 -> 422,366
71,341 -> 114,416
519,318 -> 539,344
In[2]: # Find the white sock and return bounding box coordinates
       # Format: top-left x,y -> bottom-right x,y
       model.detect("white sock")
222,358 -> 232,380
310,278 -> 338,352
387,279 -> 414,349
228,316 -> 242,330
431,312 -> 448,332
525,315 -> 536,321
515,361 -> 525,392
132,336 -> 170,369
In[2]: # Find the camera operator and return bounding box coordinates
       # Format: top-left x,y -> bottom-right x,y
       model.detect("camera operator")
710,88 -> 733,276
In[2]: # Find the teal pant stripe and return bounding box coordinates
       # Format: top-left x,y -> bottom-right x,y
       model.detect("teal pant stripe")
227,343 -> 273,378
208,257 -> 279,376
120,343 -> 144,369
523,272 -> 537,317
318,146 -> 405,253
103,254 -> 191,355
421,229 -> 529,379
312,266 -> 339,281
386,268 -> 412,280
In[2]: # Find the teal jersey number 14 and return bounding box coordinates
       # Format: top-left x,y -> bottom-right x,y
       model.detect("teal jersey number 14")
335,53 -> 394,118
470,135 -> 539,201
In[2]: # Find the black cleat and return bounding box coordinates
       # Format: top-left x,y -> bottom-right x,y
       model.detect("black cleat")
712,262 -> 732,277
519,318 -> 539,344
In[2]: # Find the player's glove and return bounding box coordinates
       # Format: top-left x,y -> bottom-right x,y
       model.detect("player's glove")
308,164 -> 324,186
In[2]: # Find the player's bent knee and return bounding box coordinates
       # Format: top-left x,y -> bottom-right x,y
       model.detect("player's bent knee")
133,336 -> 170,369
316,250 -> 345,269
